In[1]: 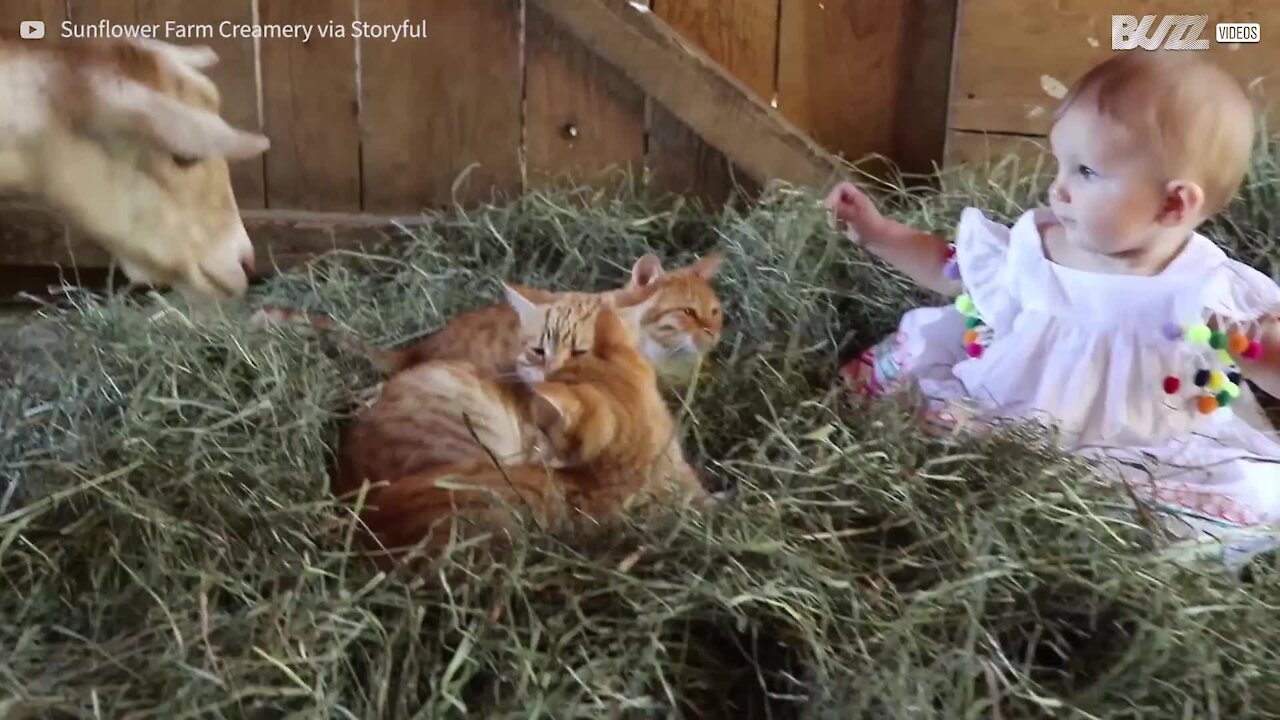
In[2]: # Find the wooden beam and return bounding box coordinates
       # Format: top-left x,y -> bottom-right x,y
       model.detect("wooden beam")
943,130 -> 1051,171
238,210 -> 428,271
526,0 -> 842,189
0,207 -> 428,272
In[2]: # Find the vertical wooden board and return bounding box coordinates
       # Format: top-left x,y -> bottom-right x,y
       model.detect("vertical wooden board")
360,0 -> 522,212
652,0 -> 778,99
66,0 -> 139,24
524,3 -> 646,189
259,0 -> 360,212
893,0 -> 958,176
0,0 -> 66,32
69,0 -> 266,209
646,0 -> 774,205
777,0 -> 907,166
951,0 -> 1280,135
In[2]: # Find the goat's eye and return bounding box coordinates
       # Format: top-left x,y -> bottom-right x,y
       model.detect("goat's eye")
172,154 -> 200,168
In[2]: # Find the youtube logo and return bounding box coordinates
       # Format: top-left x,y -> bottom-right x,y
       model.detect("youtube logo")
20,21 -> 45,39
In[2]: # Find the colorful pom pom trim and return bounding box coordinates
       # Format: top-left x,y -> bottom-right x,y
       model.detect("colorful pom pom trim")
1160,317 -> 1264,415
954,291 -> 991,358
942,244 -> 961,282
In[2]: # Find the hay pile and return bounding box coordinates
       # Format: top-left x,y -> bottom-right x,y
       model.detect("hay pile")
6,149 -> 1280,718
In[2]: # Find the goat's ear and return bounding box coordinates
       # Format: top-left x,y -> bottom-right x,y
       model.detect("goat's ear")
99,83 -> 269,161
165,44 -> 219,70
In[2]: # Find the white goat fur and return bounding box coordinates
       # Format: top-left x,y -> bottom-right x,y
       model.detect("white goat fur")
0,34 -> 270,299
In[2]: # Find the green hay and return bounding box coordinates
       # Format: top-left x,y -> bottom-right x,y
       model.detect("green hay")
5,143 -> 1280,719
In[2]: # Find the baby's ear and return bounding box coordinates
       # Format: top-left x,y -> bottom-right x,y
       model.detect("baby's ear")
1159,179 -> 1206,226
629,254 -> 665,288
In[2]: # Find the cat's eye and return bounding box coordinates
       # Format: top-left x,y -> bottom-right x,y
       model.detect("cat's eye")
682,308 -> 698,318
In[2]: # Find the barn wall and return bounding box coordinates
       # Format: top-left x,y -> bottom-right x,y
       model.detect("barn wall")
0,0 -> 959,294
945,0 -> 1279,167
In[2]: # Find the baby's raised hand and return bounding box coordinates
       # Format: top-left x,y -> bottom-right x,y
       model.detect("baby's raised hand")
823,181 -> 885,245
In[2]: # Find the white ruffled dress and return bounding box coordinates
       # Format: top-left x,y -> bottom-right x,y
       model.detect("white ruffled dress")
890,206 -> 1280,538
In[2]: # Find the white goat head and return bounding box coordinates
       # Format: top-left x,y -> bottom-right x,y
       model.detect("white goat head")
0,35 -> 270,300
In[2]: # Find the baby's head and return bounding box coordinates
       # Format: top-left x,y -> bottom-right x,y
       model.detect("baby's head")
1047,51 -> 1255,263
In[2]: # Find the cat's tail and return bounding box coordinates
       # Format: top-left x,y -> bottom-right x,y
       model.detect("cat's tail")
248,306 -> 417,374
357,462 -> 564,551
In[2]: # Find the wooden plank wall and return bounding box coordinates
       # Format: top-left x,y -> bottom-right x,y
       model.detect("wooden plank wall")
946,0 -> 1280,167
0,0 -> 959,293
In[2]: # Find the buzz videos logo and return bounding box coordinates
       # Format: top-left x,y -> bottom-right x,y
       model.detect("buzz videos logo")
1111,15 -> 1260,50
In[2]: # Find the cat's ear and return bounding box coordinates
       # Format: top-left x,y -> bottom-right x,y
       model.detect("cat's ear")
629,254 -> 665,288
687,252 -> 724,279
502,282 -> 544,324
530,382 -> 579,433
610,284 -> 660,334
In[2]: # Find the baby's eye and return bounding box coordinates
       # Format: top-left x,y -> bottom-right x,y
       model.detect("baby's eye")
571,348 -> 588,357
1077,164 -> 1097,179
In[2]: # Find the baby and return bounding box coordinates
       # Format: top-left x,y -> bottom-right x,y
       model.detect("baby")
826,51 -> 1280,561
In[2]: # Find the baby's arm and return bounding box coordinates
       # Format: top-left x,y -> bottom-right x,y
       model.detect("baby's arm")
824,182 -> 962,297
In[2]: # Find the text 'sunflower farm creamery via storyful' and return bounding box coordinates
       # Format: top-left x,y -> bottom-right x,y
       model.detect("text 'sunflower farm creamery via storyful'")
59,19 -> 428,43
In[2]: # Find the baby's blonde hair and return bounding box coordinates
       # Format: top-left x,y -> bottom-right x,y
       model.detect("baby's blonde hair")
1053,51 -> 1256,217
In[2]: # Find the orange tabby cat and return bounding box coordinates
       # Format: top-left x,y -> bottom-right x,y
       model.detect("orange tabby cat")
253,252 -> 725,380
350,303 -> 707,553
334,283 -> 662,492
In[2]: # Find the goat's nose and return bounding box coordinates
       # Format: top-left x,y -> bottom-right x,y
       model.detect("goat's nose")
240,252 -> 256,277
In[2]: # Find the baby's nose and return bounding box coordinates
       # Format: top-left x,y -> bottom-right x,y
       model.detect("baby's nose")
1050,181 -> 1069,202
